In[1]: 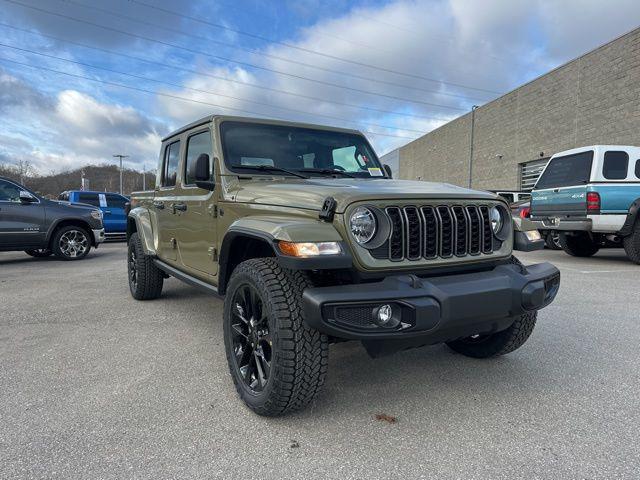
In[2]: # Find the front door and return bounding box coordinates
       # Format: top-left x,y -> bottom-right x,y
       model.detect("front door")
154,139 -> 182,263
174,128 -> 218,277
0,179 -> 45,248
104,193 -> 128,234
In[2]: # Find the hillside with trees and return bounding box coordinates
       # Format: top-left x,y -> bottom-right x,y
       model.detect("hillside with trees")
0,162 -> 155,198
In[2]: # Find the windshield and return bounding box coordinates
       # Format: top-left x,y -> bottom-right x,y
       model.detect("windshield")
220,121 -> 385,178
535,151 -> 593,189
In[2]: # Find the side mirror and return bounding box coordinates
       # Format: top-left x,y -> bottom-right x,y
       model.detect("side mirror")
19,191 -> 37,203
191,153 -> 215,191
383,164 -> 393,179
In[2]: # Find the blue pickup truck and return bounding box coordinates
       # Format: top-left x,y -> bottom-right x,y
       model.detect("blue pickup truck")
530,145 -> 640,263
58,191 -> 128,240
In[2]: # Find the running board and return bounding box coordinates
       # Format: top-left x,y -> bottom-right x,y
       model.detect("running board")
153,259 -> 219,295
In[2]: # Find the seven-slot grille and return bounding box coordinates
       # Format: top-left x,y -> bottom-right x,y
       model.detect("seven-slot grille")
372,205 -> 496,261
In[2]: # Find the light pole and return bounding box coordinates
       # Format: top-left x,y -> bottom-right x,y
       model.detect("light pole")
468,105 -> 478,188
113,154 -> 129,194
142,162 -> 146,191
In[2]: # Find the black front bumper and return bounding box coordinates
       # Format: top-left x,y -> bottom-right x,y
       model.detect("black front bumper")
302,262 -> 560,344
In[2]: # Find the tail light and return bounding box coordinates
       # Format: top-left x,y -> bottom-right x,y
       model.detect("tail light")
586,192 -> 600,213
519,207 -> 531,219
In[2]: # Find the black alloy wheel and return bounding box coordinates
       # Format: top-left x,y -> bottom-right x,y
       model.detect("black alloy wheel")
229,283 -> 272,392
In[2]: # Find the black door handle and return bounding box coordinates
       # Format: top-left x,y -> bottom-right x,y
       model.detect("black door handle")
153,201 -> 164,209
172,203 -> 187,213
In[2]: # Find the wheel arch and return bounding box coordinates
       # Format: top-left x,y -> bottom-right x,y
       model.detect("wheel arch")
46,218 -> 95,247
127,207 -> 156,255
618,197 -> 640,237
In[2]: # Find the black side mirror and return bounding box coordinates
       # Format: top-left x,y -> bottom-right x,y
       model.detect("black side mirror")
191,153 -> 215,191
383,164 -> 393,179
19,190 -> 37,203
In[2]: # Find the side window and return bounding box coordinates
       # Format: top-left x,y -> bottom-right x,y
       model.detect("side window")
78,193 -> 101,207
0,180 -> 21,202
603,151 -> 629,180
105,194 -> 128,209
635,159 -> 640,179
184,130 -> 212,185
162,140 -> 181,187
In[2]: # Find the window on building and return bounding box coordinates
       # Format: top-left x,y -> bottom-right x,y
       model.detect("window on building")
184,130 -> 212,185
162,140 -> 181,187
603,151 -> 629,180
78,193 -> 101,207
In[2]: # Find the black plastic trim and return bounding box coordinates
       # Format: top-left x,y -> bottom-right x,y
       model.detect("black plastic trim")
154,259 -> 220,295
617,198 -> 640,236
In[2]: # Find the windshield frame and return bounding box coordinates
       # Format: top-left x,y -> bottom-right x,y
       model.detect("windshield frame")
219,120 -> 388,179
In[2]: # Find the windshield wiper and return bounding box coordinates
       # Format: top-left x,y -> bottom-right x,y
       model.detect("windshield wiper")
299,168 -> 355,178
230,164 -> 309,179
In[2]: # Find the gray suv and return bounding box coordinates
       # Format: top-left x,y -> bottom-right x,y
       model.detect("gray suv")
0,176 -> 105,260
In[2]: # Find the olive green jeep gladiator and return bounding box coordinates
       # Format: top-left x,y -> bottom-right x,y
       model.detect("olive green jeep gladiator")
127,115 -> 560,416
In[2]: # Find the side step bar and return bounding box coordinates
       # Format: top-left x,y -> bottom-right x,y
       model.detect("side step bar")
153,259 -> 220,296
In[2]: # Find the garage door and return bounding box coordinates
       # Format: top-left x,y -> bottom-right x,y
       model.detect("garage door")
520,158 -> 549,191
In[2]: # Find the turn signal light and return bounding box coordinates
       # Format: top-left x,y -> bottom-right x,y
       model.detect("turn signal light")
586,192 -> 600,212
278,241 -> 341,257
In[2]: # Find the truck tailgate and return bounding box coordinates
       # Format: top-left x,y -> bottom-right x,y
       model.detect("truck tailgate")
531,186 -> 587,218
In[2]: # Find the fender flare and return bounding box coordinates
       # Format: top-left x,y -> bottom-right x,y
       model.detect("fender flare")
127,207 -> 157,255
45,217 -> 97,246
617,198 -> 640,237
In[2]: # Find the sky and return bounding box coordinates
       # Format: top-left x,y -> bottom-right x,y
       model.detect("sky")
0,0 -> 639,174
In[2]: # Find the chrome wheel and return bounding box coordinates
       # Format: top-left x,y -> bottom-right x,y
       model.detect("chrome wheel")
59,230 -> 89,258
229,283 -> 272,393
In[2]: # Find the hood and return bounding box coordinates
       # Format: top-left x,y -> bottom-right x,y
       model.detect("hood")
229,178 -> 499,212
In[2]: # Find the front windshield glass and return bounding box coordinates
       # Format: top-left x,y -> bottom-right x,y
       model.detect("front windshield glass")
220,121 -> 385,178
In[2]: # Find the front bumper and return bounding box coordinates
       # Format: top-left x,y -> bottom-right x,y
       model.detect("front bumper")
92,228 -> 106,245
302,261 -> 560,343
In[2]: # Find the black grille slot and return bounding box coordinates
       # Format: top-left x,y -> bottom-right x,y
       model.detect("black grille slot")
334,306 -> 374,327
452,206 -> 468,256
421,206 -> 438,258
479,206 -> 494,253
386,207 -> 404,261
436,206 -> 454,257
466,206 -> 481,255
403,207 -> 422,260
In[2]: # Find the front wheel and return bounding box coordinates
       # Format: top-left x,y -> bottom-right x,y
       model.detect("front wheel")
52,226 -> 91,260
223,258 -> 329,417
25,249 -> 52,258
128,232 -> 164,300
559,232 -> 599,257
446,312 -> 537,358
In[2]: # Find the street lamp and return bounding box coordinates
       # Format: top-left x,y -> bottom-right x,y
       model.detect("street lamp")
113,154 -> 129,194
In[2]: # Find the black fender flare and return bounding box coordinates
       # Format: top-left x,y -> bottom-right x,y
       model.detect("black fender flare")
617,198 -> 640,237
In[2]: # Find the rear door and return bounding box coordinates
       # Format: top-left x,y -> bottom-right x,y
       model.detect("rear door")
531,150 -> 593,218
154,139 -> 182,262
104,193 -> 128,233
0,179 -> 45,248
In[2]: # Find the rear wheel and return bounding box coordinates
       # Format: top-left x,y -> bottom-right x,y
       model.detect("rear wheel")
623,221 -> 640,264
52,226 -> 91,260
559,232 -> 599,257
446,312 -> 537,358
128,232 -> 164,300
24,249 -> 52,258
223,258 -> 328,416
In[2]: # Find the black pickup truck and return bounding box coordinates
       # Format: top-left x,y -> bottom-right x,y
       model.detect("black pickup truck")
0,176 -> 105,260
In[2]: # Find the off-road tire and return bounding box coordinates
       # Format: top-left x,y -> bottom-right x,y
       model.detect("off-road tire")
24,249 -> 52,257
51,225 -> 91,260
128,232 -> 164,300
623,221 -> 640,264
544,232 -> 562,250
559,232 -> 599,257
446,311 -> 537,358
223,258 -> 329,417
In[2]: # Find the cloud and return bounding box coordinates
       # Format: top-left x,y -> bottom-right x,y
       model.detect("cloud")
0,69 -> 54,111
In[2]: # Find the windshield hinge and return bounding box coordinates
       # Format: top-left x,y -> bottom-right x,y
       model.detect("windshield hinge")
319,196 -> 337,222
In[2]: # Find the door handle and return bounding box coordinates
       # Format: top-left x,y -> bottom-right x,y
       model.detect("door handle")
153,201 -> 165,210
172,203 -> 187,213
104,210 -> 112,214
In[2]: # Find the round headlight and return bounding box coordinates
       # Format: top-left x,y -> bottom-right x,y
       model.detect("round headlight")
350,206 -> 377,244
489,206 -> 503,234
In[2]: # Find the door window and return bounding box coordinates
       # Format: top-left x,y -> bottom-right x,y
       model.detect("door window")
105,193 -> 128,209
184,130 -> 213,185
0,180 -> 21,202
78,193 -> 100,207
162,140 -> 181,187
603,151 -> 629,180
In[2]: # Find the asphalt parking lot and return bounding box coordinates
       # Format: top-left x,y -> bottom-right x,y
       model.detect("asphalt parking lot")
1,244 -> 639,479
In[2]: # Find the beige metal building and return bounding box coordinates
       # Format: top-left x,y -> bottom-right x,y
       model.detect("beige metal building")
398,27 -> 640,191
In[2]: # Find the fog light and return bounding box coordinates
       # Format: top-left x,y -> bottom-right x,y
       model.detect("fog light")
372,304 -> 398,328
